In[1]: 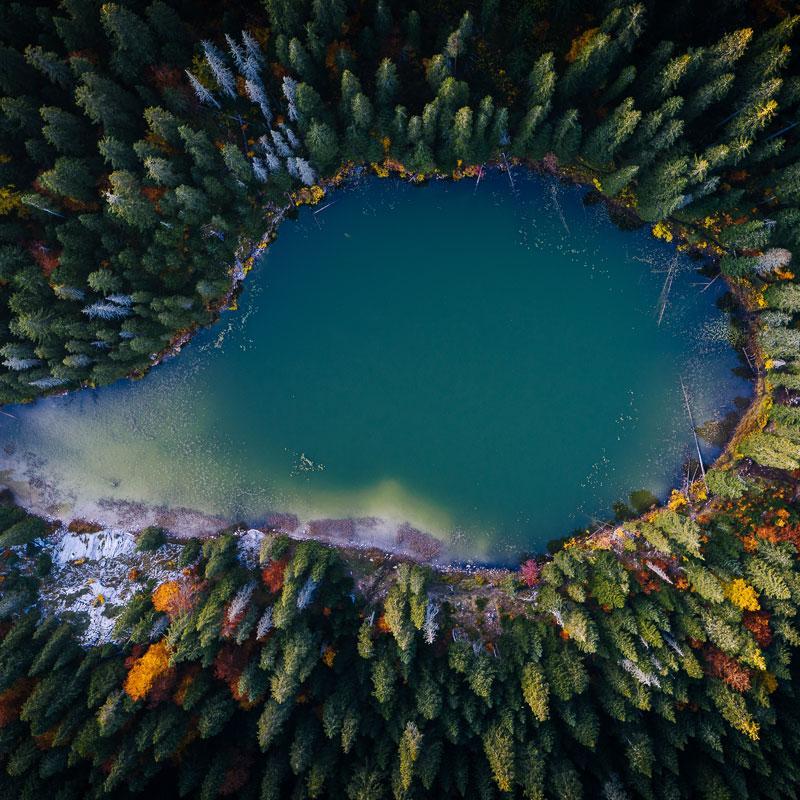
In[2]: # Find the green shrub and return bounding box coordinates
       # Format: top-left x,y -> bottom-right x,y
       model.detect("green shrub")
179,538 -> 202,566
0,516 -> 48,547
0,504 -> 26,532
136,526 -> 167,552
35,551 -> 53,577
629,489 -> 659,514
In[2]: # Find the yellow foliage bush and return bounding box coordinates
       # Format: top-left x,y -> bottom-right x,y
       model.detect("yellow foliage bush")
651,221 -> 673,242
744,643 -> 767,671
294,185 -> 326,206
667,490 -> 688,511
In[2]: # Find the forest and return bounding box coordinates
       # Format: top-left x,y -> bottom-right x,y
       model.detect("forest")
1,0 -> 800,797
2,475 -> 800,799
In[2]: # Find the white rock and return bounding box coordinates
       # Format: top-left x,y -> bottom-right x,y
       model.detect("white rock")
51,529 -> 137,565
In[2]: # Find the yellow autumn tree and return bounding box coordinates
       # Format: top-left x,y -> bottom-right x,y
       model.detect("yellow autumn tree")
725,578 -> 761,611
124,640 -> 171,701
0,185 -> 21,215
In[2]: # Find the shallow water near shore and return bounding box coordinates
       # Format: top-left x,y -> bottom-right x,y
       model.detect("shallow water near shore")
0,170 -> 751,563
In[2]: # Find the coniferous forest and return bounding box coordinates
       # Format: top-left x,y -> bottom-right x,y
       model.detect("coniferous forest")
2,0 -> 800,798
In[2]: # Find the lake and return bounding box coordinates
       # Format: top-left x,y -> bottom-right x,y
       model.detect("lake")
0,170 -> 752,563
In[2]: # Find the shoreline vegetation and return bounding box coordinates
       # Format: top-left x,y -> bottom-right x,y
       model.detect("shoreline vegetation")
2,0 -> 800,797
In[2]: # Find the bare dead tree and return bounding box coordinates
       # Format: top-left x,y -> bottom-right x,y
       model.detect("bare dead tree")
680,377 -> 707,490
655,253 -> 680,325
473,164 -> 484,194
501,152 -> 515,190
549,183 -> 570,235
698,273 -> 721,293
742,347 -> 758,376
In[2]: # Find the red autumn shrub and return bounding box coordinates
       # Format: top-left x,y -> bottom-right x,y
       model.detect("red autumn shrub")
520,558 -> 541,587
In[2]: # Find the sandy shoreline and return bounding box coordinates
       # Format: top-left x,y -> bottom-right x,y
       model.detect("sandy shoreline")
0,463 -> 475,567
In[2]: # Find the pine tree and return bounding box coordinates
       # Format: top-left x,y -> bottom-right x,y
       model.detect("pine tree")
202,40 -> 236,98
305,121 -> 339,172
100,4 -> 157,82
528,52 -> 556,109
426,54 -> 450,93
106,171 -> 158,229
289,37 -> 316,84
521,663 -> 550,721
39,107 -> 92,155
375,58 -> 398,116
581,97 -> 641,167
452,106 -> 473,163
74,72 -> 140,139
38,157 -> 97,203
483,720 -> 515,792
398,720 -> 422,790
550,109 -> 582,162
602,164 -> 639,197
512,105 -> 548,157
23,45 -> 72,89
558,28 -> 616,103
636,156 -> 689,220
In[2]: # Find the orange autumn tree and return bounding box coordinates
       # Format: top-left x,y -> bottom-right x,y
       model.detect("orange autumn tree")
261,559 -> 288,593
152,581 -> 181,613
0,678 -> 35,727
124,640 -> 172,702
321,645 -> 336,667
744,610 -> 773,647
705,646 -> 753,692
152,579 -> 197,618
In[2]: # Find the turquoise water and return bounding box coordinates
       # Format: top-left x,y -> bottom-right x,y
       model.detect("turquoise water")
0,171 -> 751,562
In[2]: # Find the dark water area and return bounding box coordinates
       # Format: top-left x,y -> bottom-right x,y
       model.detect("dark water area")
0,171 -> 752,562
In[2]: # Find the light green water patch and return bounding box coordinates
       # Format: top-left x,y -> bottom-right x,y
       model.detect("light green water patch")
0,171 -> 751,563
